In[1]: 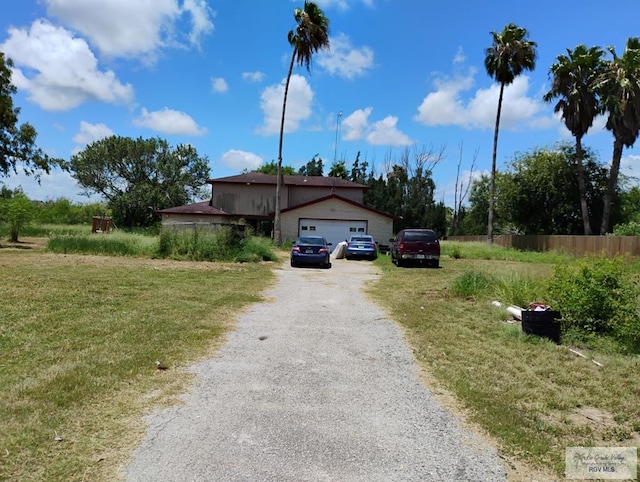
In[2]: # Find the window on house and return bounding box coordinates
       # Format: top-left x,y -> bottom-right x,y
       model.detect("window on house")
309,226 -> 316,231
301,226 -> 308,231
357,227 -> 365,232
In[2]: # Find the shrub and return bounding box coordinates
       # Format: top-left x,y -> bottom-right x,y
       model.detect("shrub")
451,271 -> 493,299
610,221 -> 640,236
547,258 -> 640,352
156,227 -> 276,263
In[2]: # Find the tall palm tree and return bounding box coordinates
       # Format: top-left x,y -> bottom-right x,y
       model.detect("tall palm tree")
484,24 -> 537,244
597,37 -> 640,234
274,1 -> 330,246
544,45 -> 605,235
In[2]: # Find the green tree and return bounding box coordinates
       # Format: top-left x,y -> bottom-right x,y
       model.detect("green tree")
544,45 -> 605,235
463,174 -> 494,235
0,188 -> 35,242
597,37 -> 640,234
249,160 -> 296,176
349,151 -> 368,184
69,136 -> 209,228
328,160 -> 347,178
0,53 -> 60,179
498,144 -> 610,234
484,23 -> 537,244
298,154 -> 324,176
275,1 -> 330,245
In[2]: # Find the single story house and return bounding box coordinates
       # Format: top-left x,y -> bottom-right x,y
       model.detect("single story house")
156,173 -> 395,248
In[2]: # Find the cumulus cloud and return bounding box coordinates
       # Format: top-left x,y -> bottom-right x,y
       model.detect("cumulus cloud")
414,69 -> 548,131
341,107 -> 412,146
221,149 -> 263,171
317,33 -> 374,79
0,20 -> 134,111
256,74 -> 313,136
211,77 -> 228,93
73,121 -> 114,151
133,107 -> 207,136
44,0 -> 214,59
242,71 -> 265,83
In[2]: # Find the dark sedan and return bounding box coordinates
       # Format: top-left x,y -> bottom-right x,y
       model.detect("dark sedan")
290,236 -> 332,268
345,235 -> 378,260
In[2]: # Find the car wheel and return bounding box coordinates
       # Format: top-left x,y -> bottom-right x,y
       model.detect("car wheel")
396,258 -> 404,267
290,259 -> 297,267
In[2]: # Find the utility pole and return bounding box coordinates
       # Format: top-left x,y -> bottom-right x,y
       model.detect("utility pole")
333,111 -> 342,163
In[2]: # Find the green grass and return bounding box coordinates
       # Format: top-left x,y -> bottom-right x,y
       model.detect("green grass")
47,231 -> 158,257
0,248 -> 276,481
440,240 -> 574,264
369,252 -> 640,477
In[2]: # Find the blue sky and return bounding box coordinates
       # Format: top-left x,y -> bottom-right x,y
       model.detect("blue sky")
2,0 -> 639,207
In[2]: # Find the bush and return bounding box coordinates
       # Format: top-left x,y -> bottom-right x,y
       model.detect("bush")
610,221 -> 640,236
547,258 -> 640,352
156,227 -> 277,263
451,271 -> 493,299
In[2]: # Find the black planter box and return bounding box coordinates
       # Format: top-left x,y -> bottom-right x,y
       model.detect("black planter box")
521,310 -> 562,343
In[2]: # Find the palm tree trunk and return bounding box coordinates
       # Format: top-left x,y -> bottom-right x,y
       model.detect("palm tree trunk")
600,137 -> 624,234
575,136 -> 592,235
487,82 -> 505,245
274,50 -> 296,246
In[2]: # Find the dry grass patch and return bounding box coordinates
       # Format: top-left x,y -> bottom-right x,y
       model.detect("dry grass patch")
0,248 -> 276,481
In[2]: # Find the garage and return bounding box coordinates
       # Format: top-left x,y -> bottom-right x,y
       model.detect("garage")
298,219 -> 367,248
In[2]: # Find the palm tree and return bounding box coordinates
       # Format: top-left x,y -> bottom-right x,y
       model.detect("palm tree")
484,24 -> 537,244
274,1 -> 330,246
597,37 -> 640,234
543,45 -> 605,235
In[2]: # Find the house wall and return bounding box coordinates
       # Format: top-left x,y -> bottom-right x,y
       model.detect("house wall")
212,183 -> 281,216
211,182 -> 364,216
288,185 -> 363,206
281,198 -> 392,245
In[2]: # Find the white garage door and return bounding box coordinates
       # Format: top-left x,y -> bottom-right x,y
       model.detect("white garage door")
298,219 -> 367,248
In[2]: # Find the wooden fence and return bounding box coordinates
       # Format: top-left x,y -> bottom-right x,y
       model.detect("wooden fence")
446,235 -> 640,257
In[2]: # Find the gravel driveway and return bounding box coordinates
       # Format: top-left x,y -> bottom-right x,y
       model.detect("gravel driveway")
124,259 -> 507,481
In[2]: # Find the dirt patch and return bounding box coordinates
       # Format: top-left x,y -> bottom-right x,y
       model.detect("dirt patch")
568,406 -> 615,427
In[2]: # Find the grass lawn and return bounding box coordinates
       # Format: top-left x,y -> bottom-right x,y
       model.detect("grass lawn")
368,247 -> 640,478
0,243 -> 276,481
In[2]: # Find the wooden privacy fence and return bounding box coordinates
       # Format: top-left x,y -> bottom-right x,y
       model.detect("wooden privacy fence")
446,235 -> 640,257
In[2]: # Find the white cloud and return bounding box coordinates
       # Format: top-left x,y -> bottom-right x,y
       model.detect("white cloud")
242,71 -> 265,83
414,69 -> 546,131
73,121 -> 114,152
221,150 -> 263,171
453,47 -> 466,64
317,33 -> 374,80
313,0 -> 374,10
256,74 -> 313,136
182,0 -> 215,47
0,20 -> 134,111
211,77 -> 228,93
621,154 -> 640,179
44,0 -> 214,59
342,107 -> 412,146
133,107 -> 207,136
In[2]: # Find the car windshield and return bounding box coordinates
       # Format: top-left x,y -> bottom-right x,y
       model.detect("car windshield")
350,237 -> 373,243
404,231 -> 437,242
297,237 -> 325,245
